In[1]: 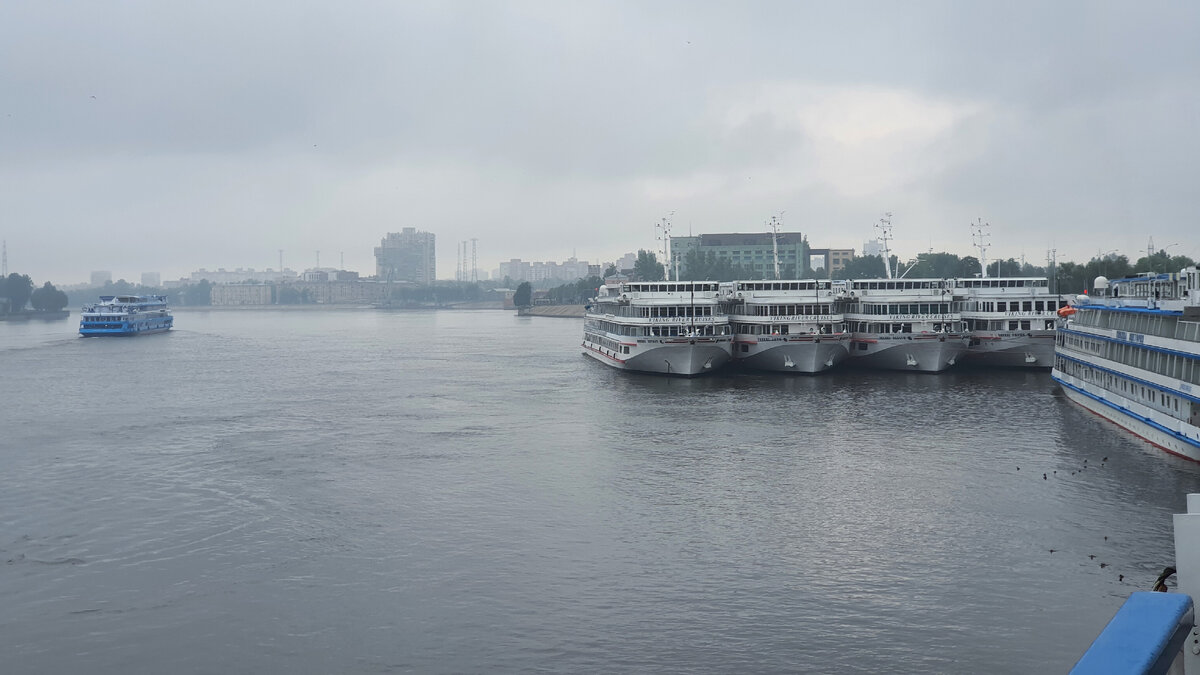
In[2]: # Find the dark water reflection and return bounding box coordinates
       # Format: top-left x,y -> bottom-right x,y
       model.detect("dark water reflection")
3,310 -> 1199,673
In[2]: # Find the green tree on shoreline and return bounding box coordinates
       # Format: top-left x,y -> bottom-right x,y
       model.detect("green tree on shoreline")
0,273 -> 35,312
30,282 -> 69,312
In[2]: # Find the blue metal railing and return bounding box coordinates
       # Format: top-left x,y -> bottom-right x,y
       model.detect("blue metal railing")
1072,592 -> 1193,674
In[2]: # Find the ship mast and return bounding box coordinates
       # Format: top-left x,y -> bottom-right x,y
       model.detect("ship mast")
971,218 -> 991,278
875,213 -> 894,279
655,212 -> 674,281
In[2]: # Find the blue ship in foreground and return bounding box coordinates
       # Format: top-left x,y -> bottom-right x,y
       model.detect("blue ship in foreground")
79,295 -> 174,337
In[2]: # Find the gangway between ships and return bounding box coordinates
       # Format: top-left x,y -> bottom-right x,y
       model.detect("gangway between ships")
583,280 -> 733,376
721,279 -> 849,373
1052,267 -> 1200,461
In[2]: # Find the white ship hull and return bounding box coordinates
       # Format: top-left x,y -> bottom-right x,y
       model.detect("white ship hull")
735,336 -> 849,373
583,339 -> 732,376
847,335 -> 967,372
1054,371 -> 1200,463
963,333 -> 1056,368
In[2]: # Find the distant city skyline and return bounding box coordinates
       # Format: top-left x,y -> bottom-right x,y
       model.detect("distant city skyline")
59,229 -> 1190,289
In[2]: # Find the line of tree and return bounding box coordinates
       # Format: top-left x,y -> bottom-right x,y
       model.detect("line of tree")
0,273 -> 68,313
385,281 -> 493,306
537,248 -> 1199,304
546,276 -> 604,304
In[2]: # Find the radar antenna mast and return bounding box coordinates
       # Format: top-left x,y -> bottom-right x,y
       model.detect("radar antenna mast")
874,213 -> 894,279
769,212 -> 784,280
971,218 -> 991,278
655,212 -> 675,281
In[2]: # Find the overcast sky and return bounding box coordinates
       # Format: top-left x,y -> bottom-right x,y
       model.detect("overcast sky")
3,1 -> 1198,284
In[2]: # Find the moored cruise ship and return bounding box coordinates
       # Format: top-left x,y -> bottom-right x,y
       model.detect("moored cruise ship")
79,295 -> 174,337
840,278 -> 967,372
953,277 -> 1069,368
1052,267 -> 1200,461
721,279 -> 849,373
583,280 -> 733,376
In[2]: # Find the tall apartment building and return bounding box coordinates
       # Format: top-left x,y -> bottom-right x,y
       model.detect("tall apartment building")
669,232 -> 811,279
495,256 -> 592,284
375,228 -> 436,285
189,268 -> 298,284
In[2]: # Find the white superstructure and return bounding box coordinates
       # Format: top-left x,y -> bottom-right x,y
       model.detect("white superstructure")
953,277 -> 1069,368
583,280 -> 733,376
1053,267 -> 1200,462
721,279 -> 849,373
840,278 -> 967,372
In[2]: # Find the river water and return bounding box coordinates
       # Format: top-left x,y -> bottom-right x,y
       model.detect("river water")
3,308 -> 1200,673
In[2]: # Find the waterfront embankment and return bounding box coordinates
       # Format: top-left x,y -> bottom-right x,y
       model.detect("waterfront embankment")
520,305 -> 584,318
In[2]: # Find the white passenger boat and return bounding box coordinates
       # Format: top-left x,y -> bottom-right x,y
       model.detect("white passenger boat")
583,280 -> 733,376
1052,267 -> 1200,462
721,279 -> 849,373
840,278 -> 967,372
953,277 -> 1069,368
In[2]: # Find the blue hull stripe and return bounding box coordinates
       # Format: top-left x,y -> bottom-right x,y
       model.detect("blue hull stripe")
1056,351 -> 1200,405
1053,374 -> 1200,450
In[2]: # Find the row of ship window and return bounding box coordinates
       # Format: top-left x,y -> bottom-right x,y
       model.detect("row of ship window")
967,300 -> 1068,312
846,321 -> 962,334
956,279 -> 1049,288
964,319 -> 1056,331
584,332 -> 631,355
733,323 -> 842,335
735,282 -> 828,291
626,306 -> 716,318
1056,357 -> 1199,424
585,320 -> 731,337
1058,333 -> 1200,386
852,303 -> 952,315
621,283 -> 721,293
1074,311 -> 1200,342
605,301 -> 1063,318
739,304 -> 832,316
850,300 -> 1063,314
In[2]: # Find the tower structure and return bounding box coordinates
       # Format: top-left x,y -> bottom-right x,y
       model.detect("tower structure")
655,213 -> 674,281
471,239 -> 478,283
971,218 -> 991,278
875,212 -> 894,279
